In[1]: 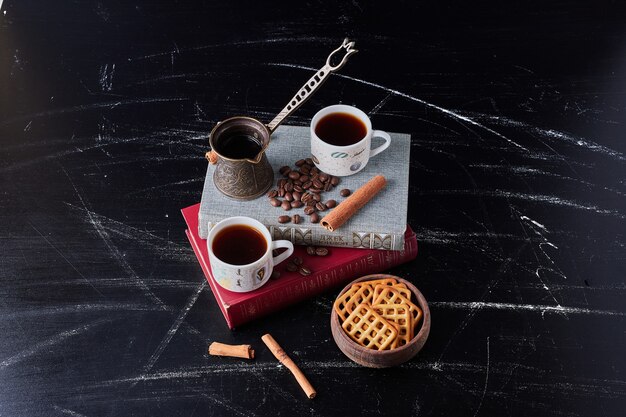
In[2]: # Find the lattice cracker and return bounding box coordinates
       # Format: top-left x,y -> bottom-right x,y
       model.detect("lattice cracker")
373,303 -> 413,349
342,303 -> 398,350
373,283 -> 412,303
333,283 -> 375,322
372,286 -> 423,330
352,277 -> 398,289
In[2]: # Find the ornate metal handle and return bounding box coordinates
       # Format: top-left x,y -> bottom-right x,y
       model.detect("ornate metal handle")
266,38 -> 357,133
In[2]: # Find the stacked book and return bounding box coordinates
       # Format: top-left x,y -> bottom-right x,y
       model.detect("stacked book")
182,125 -> 417,328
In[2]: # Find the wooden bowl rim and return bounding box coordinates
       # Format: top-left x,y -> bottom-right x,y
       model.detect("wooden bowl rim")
331,274 -> 431,356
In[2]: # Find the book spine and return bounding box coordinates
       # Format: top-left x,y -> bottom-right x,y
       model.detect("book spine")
227,233 -> 418,328
268,225 -> 406,251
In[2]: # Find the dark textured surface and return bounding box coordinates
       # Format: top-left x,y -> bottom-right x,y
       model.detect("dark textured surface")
1,1 -> 625,416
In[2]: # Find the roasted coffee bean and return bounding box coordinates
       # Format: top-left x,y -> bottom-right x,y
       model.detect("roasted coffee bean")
318,173 -> 329,183
302,181 -> 312,189
306,246 -> 316,256
290,201 -> 303,208
300,165 -> 311,175
324,181 -> 332,192
270,198 -> 282,207
295,159 -> 306,167
278,188 -> 286,197
278,215 -> 291,224
313,193 -> 321,202
315,202 -> 327,211
288,171 -> 300,180
293,184 -> 304,193
284,182 -> 294,192
292,256 -> 303,266
293,214 -> 301,224
271,270 -> 281,279
305,200 -> 316,207
267,189 -> 278,198
315,247 -> 329,256
281,201 -> 292,211
286,262 -> 298,272
312,179 -> 323,189
310,213 -> 320,223
325,199 -> 337,208
310,166 -> 319,175
278,178 -> 287,188
304,206 -> 316,215
292,191 -> 301,201
299,175 -> 309,183
298,266 -> 312,276
305,157 -> 313,165
301,192 -> 312,202
279,166 -> 291,176
331,176 -> 340,186
309,188 -> 322,194
285,192 -> 294,202
340,188 -> 351,197
293,180 -> 302,188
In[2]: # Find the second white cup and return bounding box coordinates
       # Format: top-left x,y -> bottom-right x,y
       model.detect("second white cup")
310,104 -> 391,176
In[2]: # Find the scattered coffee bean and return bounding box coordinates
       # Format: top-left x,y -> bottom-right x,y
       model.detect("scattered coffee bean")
284,182 -> 294,192
291,201 -> 303,208
309,187 -> 322,194
293,214 -> 301,224
312,179 -> 323,189
279,166 -> 291,176
293,185 -> 304,193
315,247 -> 329,256
267,189 -> 278,198
305,158 -> 313,165
284,192 -> 294,202
301,192 -> 312,202
286,263 -> 298,272
281,201 -> 292,211
271,271 -> 281,279
319,173 -> 329,182
306,246 -> 316,256
323,181 -> 332,192
299,175 -> 309,183
302,181 -> 312,189
292,256 -> 303,266
313,193 -> 321,202
340,188 -> 351,197
315,202 -> 326,211
325,199 -> 337,208
278,188 -> 286,197
288,171 -> 300,180
331,176 -> 340,186
298,266 -> 312,276
310,213 -> 320,223
270,198 -> 281,207
278,215 -> 291,224
304,206 -> 315,215
310,166 -> 319,175
300,165 -> 311,175
305,200 -> 316,208
278,178 -> 287,188
292,191 -> 301,201
295,159 -> 306,167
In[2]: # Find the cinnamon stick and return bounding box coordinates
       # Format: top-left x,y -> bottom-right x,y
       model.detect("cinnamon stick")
320,175 -> 387,232
261,334 -> 316,399
208,342 -> 255,359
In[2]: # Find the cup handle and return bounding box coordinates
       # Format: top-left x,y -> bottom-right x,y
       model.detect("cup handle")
369,130 -> 391,158
271,240 -> 294,266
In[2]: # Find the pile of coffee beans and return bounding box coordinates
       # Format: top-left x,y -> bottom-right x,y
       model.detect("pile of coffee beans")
267,158 -> 351,224
284,256 -> 312,276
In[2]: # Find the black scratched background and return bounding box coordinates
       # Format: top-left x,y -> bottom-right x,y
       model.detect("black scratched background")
1,1 -> 625,416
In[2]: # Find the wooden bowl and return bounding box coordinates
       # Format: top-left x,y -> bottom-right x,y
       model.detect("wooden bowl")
330,274 -> 431,368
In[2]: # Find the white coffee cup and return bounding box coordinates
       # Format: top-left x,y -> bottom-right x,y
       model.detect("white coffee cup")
207,216 -> 294,293
310,104 -> 391,176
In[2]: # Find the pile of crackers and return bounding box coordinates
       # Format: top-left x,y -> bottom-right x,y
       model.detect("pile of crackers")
333,277 -> 423,351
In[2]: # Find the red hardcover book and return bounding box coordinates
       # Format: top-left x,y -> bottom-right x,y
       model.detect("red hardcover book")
182,203 -> 418,329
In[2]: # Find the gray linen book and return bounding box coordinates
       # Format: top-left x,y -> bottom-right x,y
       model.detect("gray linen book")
199,125 -> 410,250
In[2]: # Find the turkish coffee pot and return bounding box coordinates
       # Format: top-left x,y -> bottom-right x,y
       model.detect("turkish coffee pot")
206,39 -> 357,200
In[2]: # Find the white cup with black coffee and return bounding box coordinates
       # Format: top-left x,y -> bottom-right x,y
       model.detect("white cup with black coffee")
310,104 -> 391,177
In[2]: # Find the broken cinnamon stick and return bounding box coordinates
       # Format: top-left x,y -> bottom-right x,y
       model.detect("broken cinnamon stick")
261,334 -> 316,399
208,342 -> 255,359
320,175 -> 387,232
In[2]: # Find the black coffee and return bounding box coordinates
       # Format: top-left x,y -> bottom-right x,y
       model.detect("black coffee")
212,224 -> 267,265
217,134 -> 262,159
315,112 -> 367,146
